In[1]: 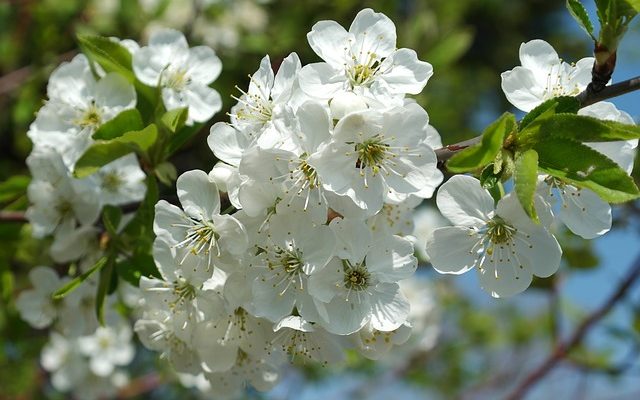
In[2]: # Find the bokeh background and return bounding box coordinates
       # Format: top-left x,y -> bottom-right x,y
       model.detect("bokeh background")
1,0 -> 639,399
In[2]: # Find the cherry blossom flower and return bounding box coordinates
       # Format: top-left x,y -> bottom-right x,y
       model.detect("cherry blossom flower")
427,175 -> 561,297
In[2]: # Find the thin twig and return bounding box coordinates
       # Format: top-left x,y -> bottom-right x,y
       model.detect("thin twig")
0,51 -> 76,97
576,75 -> 640,107
0,210 -> 27,223
504,251 -> 640,400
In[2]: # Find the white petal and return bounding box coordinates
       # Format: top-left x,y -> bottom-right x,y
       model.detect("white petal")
186,46 -> 222,85
436,175 -> 493,226
366,235 -> 417,282
500,67 -> 544,112
519,39 -> 560,72
251,279 -> 296,321
296,101 -> 332,151
271,52 -> 301,103
380,48 -> 433,94
559,186 -> 611,239
426,226 -> 479,275
307,20 -> 350,67
212,214 -> 248,255
184,84 -> 222,123
349,8 -> 396,59
177,170 -> 220,219
477,251 -> 532,298
94,73 -> 136,111
321,295 -> 369,335
514,227 -> 562,278
298,63 -> 344,99
208,123 -> 252,166
369,283 -> 409,332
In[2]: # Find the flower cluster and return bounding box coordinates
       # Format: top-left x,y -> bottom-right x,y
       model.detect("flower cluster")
134,8 -> 442,395
426,39 -> 638,297
16,28 -> 226,397
14,5 -> 639,399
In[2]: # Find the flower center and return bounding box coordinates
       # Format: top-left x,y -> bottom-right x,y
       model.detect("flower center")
56,200 -> 73,217
355,135 -> 391,174
485,216 -> 516,244
76,101 -> 103,129
164,68 -> 190,91
265,245 -> 306,294
174,218 -> 219,259
231,82 -> 273,125
101,172 -> 122,193
172,280 -> 197,304
347,52 -> 381,88
543,63 -> 582,99
298,157 -> 320,189
343,260 -> 370,291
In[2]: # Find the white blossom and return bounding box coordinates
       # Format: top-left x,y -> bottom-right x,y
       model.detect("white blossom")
427,175 -> 561,297
133,29 -> 222,124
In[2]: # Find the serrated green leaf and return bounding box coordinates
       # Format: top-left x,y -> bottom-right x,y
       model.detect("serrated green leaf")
95,257 -> 115,325
74,124 -> 158,178
567,0 -> 596,38
519,96 -> 581,130
446,112 -> 516,173
514,149 -> 539,221
161,107 -> 188,133
535,137 -> 640,202
92,109 -> 143,140
77,35 -> 134,81
0,175 -> 30,203
52,257 -> 107,299
536,113 -> 640,142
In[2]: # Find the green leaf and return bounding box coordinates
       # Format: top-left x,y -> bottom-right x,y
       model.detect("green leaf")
514,149 -> 539,221
567,0 -> 596,38
121,176 -> 158,256
95,257 -> 115,325
619,0 -> 640,15
535,137 -> 640,202
519,96 -> 581,130
52,257 -> 107,299
74,124 -> 158,177
77,35 -> 134,81
166,123 -> 203,157
116,253 -> 161,286
92,109 -> 143,140
161,107 -> 188,133
0,175 -> 30,203
73,142 -> 135,178
155,161 -> 177,186
102,205 -> 122,236
446,112 -> 516,173
480,164 -> 504,203
536,113 -> 640,142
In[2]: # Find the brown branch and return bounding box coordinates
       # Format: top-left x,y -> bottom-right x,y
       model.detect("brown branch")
0,210 -> 27,223
504,251 -> 640,400
435,74 -> 640,166
0,50 -> 76,97
576,75 -> 640,107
